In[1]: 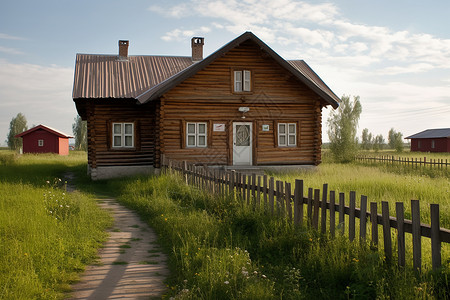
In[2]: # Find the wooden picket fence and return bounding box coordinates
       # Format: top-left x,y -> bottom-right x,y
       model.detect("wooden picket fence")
162,158 -> 450,273
356,155 -> 449,169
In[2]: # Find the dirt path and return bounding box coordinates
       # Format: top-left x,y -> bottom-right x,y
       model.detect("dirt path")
66,175 -> 169,299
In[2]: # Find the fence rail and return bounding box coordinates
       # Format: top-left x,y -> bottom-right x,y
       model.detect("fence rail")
356,155 -> 449,169
162,157 -> 450,273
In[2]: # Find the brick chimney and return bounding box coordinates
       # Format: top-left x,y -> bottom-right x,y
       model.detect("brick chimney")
191,37 -> 204,61
118,40 -> 129,59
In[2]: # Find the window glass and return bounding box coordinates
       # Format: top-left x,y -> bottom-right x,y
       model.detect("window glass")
198,136 -> 206,146
187,135 -> 196,146
289,135 -> 296,145
289,124 -> 296,134
279,124 -> 286,134
279,135 -> 286,146
125,136 -> 133,147
125,124 -> 133,134
243,70 -> 251,91
198,123 -> 206,134
188,123 -> 196,134
114,124 -> 121,134
113,136 -> 122,147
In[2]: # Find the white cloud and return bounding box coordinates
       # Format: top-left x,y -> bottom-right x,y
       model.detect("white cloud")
161,26 -> 211,42
0,46 -> 24,55
0,60 -> 76,144
0,33 -> 25,40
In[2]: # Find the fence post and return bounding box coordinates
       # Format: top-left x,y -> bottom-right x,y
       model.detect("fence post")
370,202 -> 378,246
256,176 -> 261,209
252,174 -> 256,207
242,174 -> 247,203
330,191 -> 336,238
285,182 -> 292,221
411,200 -> 421,273
349,192 -> 356,241
396,202 -> 405,267
269,177 -> 274,215
360,195 -> 367,243
294,179 -> 303,226
313,189 -> 320,230
430,204 -> 441,271
263,175 -> 268,210
339,193 -> 345,235
308,188 -> 313,226
321,184 -> 328,234
382,201 -> 392,263
246,175 -> 251,206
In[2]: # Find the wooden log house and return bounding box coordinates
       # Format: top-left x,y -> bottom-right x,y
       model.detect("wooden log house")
72,32 -> 340,180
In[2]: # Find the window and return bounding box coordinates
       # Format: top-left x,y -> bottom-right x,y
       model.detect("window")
38,139 -> 44,147
112,123 -> 134,148
418,140 -> 421,149
234,70 -> 251,92
186,122 -> 207,147
431,140 -> 435,149
278,123 -> 297,147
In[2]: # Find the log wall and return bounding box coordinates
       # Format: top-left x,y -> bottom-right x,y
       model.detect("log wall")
161,40 -> 326,165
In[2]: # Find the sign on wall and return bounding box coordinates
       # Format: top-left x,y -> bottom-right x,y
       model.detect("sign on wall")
262,124 -> 270,132
213,123 -> 225,132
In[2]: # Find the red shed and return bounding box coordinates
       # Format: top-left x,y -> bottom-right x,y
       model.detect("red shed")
15,124 -> 73,155
405,128 -> 450,153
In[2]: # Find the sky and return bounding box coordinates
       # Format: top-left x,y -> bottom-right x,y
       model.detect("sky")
1,0 -> 450,146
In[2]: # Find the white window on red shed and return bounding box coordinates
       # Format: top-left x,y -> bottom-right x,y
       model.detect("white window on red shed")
418,140 -> 421,149
431,140 -> 435,149
38,139 -> 44,147
112,123 -> 134,148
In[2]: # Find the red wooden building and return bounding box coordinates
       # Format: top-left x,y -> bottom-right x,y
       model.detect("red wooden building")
15,124 -> 73,155
405,128 -> 450,152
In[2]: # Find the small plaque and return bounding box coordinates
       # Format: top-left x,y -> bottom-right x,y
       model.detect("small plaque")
213,123 -> 225,132
262,124 -> 270,132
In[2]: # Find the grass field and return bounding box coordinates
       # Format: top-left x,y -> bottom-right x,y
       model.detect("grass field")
105,167 -> 449,299
0,151 -> 111,299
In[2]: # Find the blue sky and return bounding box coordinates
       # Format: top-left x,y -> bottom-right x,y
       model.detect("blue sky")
1,0 -> 450,145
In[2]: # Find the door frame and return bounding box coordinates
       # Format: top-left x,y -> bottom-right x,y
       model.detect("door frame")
232,122 -> 253,165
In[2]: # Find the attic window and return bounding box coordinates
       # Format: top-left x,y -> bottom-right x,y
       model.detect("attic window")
233,70 -> 251,92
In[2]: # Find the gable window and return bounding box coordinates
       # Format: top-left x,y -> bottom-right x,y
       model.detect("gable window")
234,70 -> 251,92
38,139 -> 44,147
278,123 -> 297,147
112,123 -> 134,148
186,122 -> 207,147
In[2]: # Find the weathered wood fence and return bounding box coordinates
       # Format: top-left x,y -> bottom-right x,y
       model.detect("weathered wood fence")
356,155 -> 449,169
162,158 -> 450,273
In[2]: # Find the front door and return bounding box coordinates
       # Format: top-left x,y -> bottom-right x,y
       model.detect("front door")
233,122 -> 252,165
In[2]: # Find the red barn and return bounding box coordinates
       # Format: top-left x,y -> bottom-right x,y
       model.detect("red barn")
15,124 -> 73,155
405,128 -> 450,152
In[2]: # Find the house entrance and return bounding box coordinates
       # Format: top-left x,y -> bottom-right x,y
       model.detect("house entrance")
232,122 -> 252,165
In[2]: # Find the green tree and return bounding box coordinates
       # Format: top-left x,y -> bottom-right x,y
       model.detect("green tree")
7,113 -> 28,150
361,128 -> 373,150
72,115 -> 87,151
373,134 -> 385,152
388,128 -> 404,152
327,95 -> 362,163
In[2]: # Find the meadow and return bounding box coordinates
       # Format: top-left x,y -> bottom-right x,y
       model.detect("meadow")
105,158 -> 449,299
0,151 -> 111,299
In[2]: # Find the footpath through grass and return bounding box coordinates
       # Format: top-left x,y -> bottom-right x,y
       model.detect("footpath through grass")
0,151 -> 112,299
107,172 -> 449,299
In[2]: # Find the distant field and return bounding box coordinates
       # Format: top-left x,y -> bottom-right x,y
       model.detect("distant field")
0,151 -> 111,299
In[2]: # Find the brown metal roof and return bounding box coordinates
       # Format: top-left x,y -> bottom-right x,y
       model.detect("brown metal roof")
135,32 -> 340,108
72,55 -> 193,99
72,32 -> 340,109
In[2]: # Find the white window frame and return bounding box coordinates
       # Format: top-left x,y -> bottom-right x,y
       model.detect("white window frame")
278,123 -> 297,147
234,70 -> 251,92
38,139 -> 44,147
186,122 -> 207,148
112,122 -> 134,148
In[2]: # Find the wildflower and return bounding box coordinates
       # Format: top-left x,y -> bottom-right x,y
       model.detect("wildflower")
165,218 -> 168,221
224,281 -> 229,285
185,253 -> 188,256
46,181 -> 50,184
253,271 -> 258,274
24,253 -> 28,256
262,275 -> 267,279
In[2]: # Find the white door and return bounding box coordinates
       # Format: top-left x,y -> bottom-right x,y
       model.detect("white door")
233,122 -> 252,165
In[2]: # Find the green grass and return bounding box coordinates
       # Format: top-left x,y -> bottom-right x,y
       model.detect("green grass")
102,172 -> 449,299
0,151 -> 111,299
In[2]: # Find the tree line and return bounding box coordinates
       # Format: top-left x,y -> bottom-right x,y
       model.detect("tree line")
327,95 -> 406,163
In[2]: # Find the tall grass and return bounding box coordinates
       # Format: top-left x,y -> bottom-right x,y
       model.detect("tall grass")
106,173 -> 449,299
0,151 -> 111,299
